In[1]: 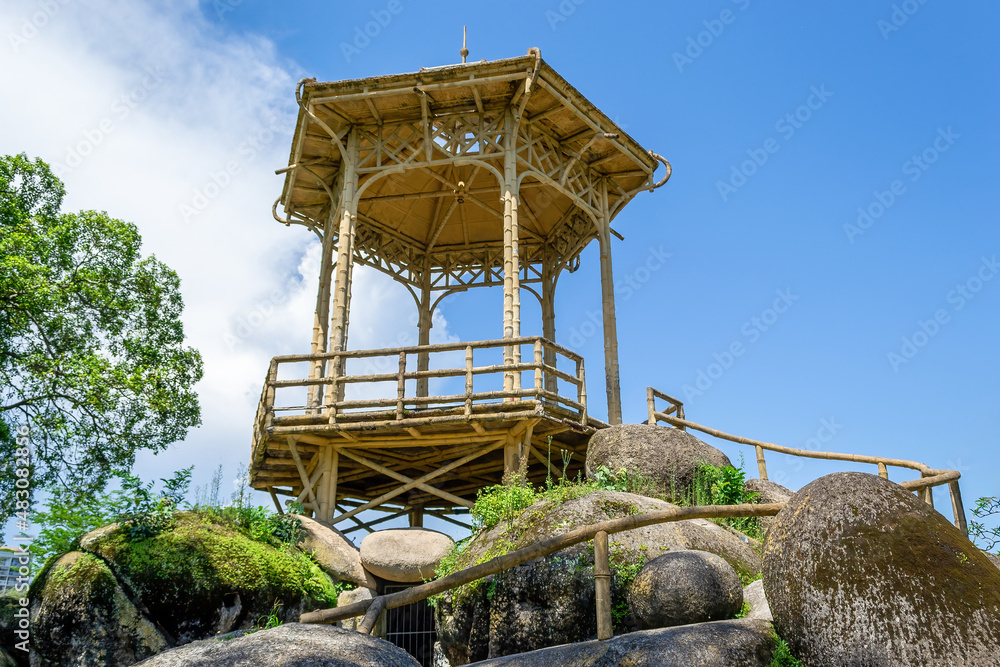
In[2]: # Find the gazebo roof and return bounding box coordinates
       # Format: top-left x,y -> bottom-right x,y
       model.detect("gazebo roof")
276,53 -> 665,292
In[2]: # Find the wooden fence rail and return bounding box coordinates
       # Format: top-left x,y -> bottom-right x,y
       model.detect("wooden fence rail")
645,387 -> 968,535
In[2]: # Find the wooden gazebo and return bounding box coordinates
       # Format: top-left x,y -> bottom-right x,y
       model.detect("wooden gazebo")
249,47 -> 671,533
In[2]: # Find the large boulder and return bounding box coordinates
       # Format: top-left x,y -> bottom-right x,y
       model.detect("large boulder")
360,528 -> 454,583
465,619 -> 777,666
764,472 -> 1000,666
435,490 -> 760,663
78,511 -> 341,645
627,550 -> 743,629
134,623 -> 420,666
585,424 -> 732,500
742,478 -> 792,535
337,586 -> 376,631
295,515 -> 375,589
28,552 -> 169,667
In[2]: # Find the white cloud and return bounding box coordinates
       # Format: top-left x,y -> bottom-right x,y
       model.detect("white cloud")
0,0 -> 455,502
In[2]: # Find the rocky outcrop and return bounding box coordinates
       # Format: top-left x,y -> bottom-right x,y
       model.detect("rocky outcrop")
435,490 -> 760,663
742,478 -> 792,535
30,511 -> 346,665
627,550 -> 742,629
742,579 -> 772,622
133,623 -> 420,666
295,515 -> 375,589
360,528 -> 454,583
464,619 -> 777,666
29,552 -> 168,667
585,424 -> 732,500
764,472 -> 1000,666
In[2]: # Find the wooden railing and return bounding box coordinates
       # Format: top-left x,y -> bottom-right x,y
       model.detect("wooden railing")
253,337 -> 589,442
645,386 -> 969,535
300,502 -> 785,636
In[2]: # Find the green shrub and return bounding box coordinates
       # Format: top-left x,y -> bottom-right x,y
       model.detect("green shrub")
768,639 -> 805,666
470,481 -> 538,531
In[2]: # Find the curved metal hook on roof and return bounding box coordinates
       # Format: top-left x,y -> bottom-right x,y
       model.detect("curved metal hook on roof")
296,76 -> 348,160
646,151 -> 672,191
512,48 -> 542,132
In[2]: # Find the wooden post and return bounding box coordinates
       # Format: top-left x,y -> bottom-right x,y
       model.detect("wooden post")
533,339 -> 544,409
504,429 -> 520,480
409,508 -> 424,527
597,179 -> 622,425
502,109 -> 522,393
541,258 -> 558,394
416,260 -> 433,398
308,212 -> 338,409
878,462 -> 889,479
464,345 -> 474,417
329,127 -> 360,373
949,480 -> 968,535
755,445 -> 768,481
578,360 -> 588,427
328,448 -> 339,522
317,447 -> 332,522
594,530 -> 612,640
396,350 -> 407,420
646,387 -> 656,425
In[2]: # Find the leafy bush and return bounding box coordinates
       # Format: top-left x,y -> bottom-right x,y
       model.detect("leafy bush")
970,496 -> 1000,554
768,639 -> 805,666
470,481 -> 538,531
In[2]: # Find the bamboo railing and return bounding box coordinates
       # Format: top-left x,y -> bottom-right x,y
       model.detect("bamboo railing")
299,502 -> 785,636
645,387 -> 969,535
252,337 -> 590,450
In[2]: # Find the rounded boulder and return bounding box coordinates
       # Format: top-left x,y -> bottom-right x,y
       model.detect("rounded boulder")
294,515 -> 375,589
585,424 -> 732,500
764,472 -> 1000,666
743,478 -> 793,535
627,550 -> 743,629
360,528 -> 454,583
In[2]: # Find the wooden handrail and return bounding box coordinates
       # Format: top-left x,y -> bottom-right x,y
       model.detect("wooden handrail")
645,389 -> 968,535
299,502 -> 785,626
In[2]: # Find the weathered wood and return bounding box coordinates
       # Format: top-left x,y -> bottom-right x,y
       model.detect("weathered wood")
755,445 -> 768,481
949,480 -> 968,535
357,596 -> 385,635
594,530 -> 612,640
300,502 -> 784,625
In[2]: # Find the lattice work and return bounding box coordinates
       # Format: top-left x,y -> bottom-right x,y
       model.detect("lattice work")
516,122 -> 600,216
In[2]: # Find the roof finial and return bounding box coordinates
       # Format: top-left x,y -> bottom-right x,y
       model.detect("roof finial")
460,26 -> 469,63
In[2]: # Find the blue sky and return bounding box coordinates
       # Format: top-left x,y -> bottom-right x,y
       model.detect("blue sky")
2,0 -> 997,539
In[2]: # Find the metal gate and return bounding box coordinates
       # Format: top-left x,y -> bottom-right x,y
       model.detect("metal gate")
382,584 -> 437,666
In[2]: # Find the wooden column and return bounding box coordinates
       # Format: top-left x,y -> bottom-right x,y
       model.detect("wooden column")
416,262 -> 433,398
541,255 -> 558,395
307,212 -> 338,409
594,530 -> 612,640
502,109 -> 522,393
327,128 -> 360,404
598,179 -> 623,425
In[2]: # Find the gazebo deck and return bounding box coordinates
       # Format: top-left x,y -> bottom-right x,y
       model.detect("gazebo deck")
249,337 -> 606,529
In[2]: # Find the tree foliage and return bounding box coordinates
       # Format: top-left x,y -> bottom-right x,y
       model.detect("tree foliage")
970,496 -> 1000,554
0,154 -> 203,533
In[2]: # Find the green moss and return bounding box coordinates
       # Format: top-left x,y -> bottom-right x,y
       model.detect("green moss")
92,510 -> 338,607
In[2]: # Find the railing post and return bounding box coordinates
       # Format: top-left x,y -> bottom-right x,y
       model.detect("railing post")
878,462 -> 888,479
326,353 -> 341,423
396,351 -> 407,421
646,387 -> 656,425
949,480 -> 969,535
577,360 -> 587,427
594,530 -> 612,641
464,345 -> 474,417
533,339 -> 544,409
755,445 -> 768,481
264,359 -> 279,430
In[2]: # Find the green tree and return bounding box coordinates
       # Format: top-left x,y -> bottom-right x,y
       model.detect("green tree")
0,154 -> 203,535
